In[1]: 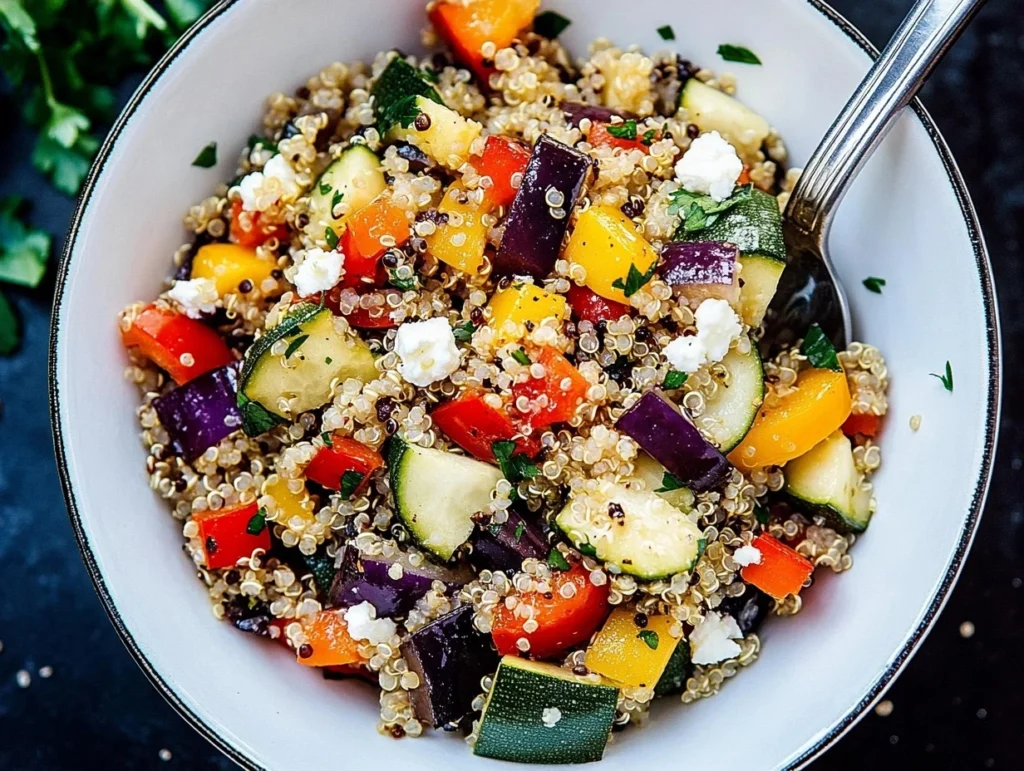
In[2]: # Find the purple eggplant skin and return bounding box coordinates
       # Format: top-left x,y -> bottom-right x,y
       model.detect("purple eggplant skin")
560,101 -> 631,128
660,241 -> 741,304
616,390 -> 731,493
329,548 -> 473,618
470,509 -> 548,574
401,605 -> 499,728
494,135 -> 593,279
152,364 -> 241,461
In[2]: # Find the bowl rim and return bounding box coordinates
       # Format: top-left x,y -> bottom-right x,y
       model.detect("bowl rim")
47,1 -> 1002,768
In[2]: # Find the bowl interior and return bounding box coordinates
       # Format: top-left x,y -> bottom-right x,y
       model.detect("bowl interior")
52,0 -> 997,768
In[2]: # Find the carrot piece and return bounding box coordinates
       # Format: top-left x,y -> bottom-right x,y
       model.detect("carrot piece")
305,436 -> 384,493
299,609 -> 364,667
511,347 -> 590,429
491,564 -> 611,659
193,502 -> 270,570
121,305 -> 234,385
741,534 -> 814,600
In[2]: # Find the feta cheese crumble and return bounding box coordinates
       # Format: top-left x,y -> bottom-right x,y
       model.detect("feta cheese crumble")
695,298 -> 742,361
674,131 -> 744,203
343,601 -> 396,645
167,277 -> 219,318
690,611 -> 743,666
293,248 -> 344,297
239,154 -> 302,212
394,317 -> 461,387
541,707 -> 562,727
663,335 -> 706,374
663,298 -> 742,373
732,544 -> 763,567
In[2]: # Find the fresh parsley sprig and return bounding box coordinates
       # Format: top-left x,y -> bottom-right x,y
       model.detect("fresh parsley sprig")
612,261 -> 659,298
931,361 -> 954,393
669,184 -> 753,234
800,324 -> 842,372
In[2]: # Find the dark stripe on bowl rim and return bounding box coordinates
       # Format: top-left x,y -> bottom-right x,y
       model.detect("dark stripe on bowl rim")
46,1 -> 1001,769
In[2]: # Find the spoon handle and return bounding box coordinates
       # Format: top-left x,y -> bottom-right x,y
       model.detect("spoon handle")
786,0 -> 987,239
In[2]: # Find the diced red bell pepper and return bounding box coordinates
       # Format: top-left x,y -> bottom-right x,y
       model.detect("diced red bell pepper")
193,501 -> 271,571
492,564 -> 611,659
312,286 -> 399,329
121,304 -> 234,385
737,166 -> 752,186
511,347 -> 590,429
432,390 -> 541,462
230,200 -> 289,249
741,533 -> 814,600
428,0 -> 539,85
565,284 -> 631,326
305,435 -> 384,493
474,136 -> 532,209
588,123 -> 656,154
842,412 -> 881,438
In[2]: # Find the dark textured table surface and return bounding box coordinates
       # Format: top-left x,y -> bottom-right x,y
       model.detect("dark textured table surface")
1,1 -> 1021,768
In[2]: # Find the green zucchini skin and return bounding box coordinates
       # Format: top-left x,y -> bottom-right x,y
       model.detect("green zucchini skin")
680,188 -> 786,263
654,640 -> 693,697
474,657 -> 619,764
784,431 -> 873,534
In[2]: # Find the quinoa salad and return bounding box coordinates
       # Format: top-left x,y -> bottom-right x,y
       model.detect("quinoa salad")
119,0 -> 889,764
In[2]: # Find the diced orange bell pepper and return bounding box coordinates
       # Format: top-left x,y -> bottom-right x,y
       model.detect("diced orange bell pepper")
230,199 -> 289,249
737,165 -> 752,186
588,123 -> 656,154
488,282 -> 568,344
305,435 -> 383,493
345,306 -> 399,329
842,412 -> 881,439
565,284 -> 631,326
563,205 -> 659,304
299,609 -> 364,667
584,608 -> 679,688
191,242 -> 276,296
432,390 -> 540,462
511,347 -> 589,429
426,182 -> 489,274
492,564 -> 611,659
340,196 -> 411,289
429,0 -> 540,85
193,501 -> 270,570
729,368 -> 853,470
474,135 -> 532,209
741,533 -> 814,600
121,305 -> 234,385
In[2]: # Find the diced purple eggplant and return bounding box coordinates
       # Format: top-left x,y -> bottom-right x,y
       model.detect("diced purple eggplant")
718,587 -> 774,635
395,142 -> 433,174
616,390 -> 731,493
329,548 -> 473,618
661,241 -> 741,305
224,595 -> 272,637
560,101 -> 631,128
152,364 -> 241,460
470,509 -> 548,574
494,135 -> 592,279
400,605 -> 499,728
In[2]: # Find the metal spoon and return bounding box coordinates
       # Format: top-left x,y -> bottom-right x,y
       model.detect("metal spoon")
762,0 -> 987,353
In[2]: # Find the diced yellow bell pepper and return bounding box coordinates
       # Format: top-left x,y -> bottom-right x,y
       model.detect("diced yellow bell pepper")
264,476 -> 317,526
191,243 -> 276,295
564,206 -> 659,304
729,368 -> 852,470
584,608 -> 679,689
488,282 -> 568,343
426,182 -> 489,274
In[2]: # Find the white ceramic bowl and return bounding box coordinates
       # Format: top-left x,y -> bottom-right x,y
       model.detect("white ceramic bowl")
50,0 -> 1000,768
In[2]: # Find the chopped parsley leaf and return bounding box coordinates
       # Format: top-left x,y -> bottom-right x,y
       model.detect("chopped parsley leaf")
754,503 -> 771,525
321,431 -> 333,447
637,629 -> 660,650
663,370 -> 688,390
606,120 -> 638,140
284,334 -> 310,360
657,25 -> 675,41
930,361 -> 954,393
547,547 -> 570,571
863,276 -> 886,294
514,522 -> 526,542
641,129 -> 658,146
246,507 -> 267,535
319,181 -> 332,196
717,44 -> 762,65
492,440 -> 538,484
533,10 -> 571,39
611,260 -> 659,298
331,189 -> 344,211
800,323 -> 842,372
192,142 -> 218,168
388,270 -> 419,292
511,348 -> 531,366
324,226 -> 339,250
655,472 -> 685,493
340,470 -> 365,499
669,184 -> 752,234
452,321 -> 476,342
578,542 -> 598,559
